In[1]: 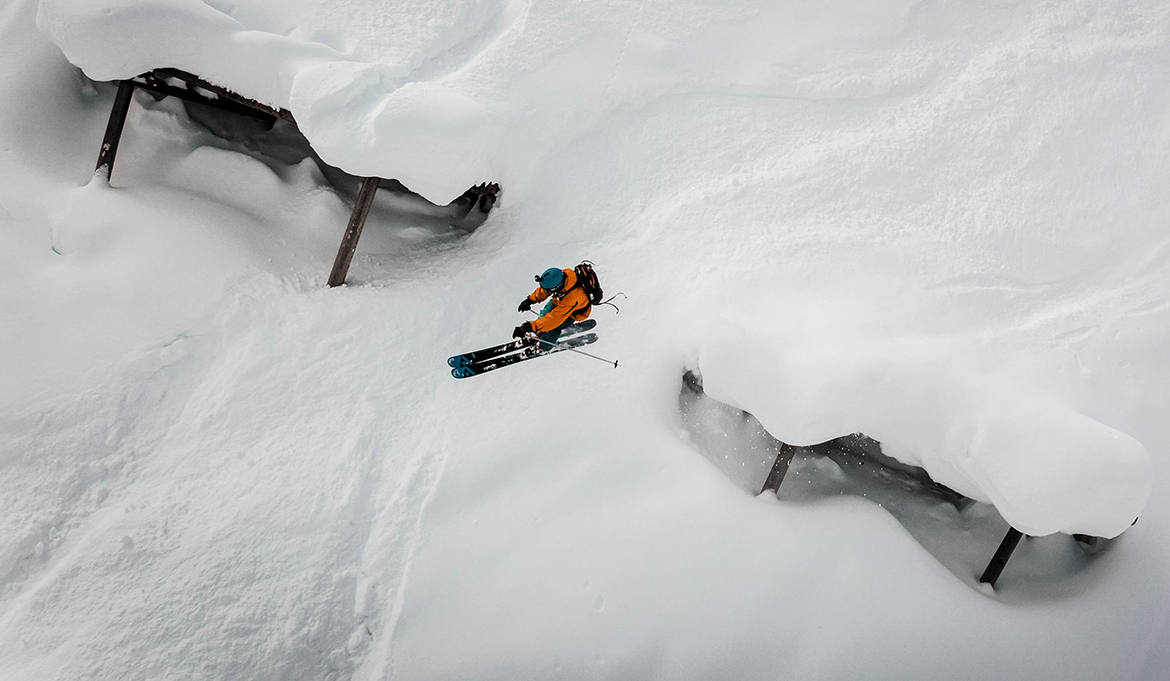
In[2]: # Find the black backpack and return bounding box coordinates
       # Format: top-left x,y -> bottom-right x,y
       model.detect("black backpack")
572,261 -> 603,307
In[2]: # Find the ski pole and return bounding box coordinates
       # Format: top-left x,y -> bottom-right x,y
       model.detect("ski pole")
529,334 -> 620,368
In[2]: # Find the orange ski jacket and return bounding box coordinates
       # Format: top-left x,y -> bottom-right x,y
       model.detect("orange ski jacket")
526,268 -> 592,333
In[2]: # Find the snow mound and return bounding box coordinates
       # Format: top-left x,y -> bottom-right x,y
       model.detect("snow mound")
34,0 -> 1155,542
36,0 -> 920,204
700,330 -> 1151,539
6,0 -> 1170,677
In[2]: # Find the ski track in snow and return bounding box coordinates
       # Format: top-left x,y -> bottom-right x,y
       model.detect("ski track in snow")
358,430 -> 452,681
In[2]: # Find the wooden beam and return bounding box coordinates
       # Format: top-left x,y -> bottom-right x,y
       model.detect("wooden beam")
132,76 -> 276,124
154,68 -> 295,122
979,527 -> 1024,587
95,80 -> 136,180
760,443 -> 796,495
328,177 -> 381,287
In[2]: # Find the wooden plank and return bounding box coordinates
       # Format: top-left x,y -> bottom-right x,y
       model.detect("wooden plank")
760,442 -> 796,494
978,527 -> 1024,587
154,68 -> 295,122
132,76 -> 277,124
328,177 -> 381,287
95,80 -> 136,180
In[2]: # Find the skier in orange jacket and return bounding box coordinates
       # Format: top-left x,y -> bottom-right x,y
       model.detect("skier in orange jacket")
513,267 -> 592,344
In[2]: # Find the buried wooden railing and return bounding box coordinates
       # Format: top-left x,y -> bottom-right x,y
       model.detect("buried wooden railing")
94,80 -> 135,178
978,527 -> 1024,587
755,433 -> 1027,588
96,69 -> 293,181
328,176 -> 381,287
759,443 -> 796,495
976,526 -> 1126,588
91,68 -> 498,287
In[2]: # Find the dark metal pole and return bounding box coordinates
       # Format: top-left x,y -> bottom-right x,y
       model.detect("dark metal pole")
328,176 -> 380,287
760,443 -> 796,494
95,80 -> 136,180
979,527 -> 1024,587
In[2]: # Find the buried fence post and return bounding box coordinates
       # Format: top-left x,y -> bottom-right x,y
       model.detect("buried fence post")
328,176 -> 381,287
760,443 -> 797,495
979,527 -> 1024,587
95,80 -> 136,181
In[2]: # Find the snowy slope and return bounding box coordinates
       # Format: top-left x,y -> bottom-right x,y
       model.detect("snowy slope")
37,0 -> 930,204
2,0 -> 1170,679
35,0 -> 1157,539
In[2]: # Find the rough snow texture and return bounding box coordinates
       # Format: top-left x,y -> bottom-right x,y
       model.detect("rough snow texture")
4,0 -> 1170,679
35,0 -> 1156,536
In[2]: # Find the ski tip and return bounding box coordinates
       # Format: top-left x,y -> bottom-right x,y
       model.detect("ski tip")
451,366 -> 478,379
448,355 -> 470,368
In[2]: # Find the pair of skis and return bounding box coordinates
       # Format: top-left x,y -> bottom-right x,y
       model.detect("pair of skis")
448,320 -> 599,379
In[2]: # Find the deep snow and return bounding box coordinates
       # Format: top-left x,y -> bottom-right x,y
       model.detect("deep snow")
41,0 -> 1158,537
2,0 -> 1170,679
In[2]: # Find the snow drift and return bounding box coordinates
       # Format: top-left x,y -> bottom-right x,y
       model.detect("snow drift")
5,0 -> 1169,679
34,0 -> 1154,538
700,331 -> 1150,538
37,0 -> 922,204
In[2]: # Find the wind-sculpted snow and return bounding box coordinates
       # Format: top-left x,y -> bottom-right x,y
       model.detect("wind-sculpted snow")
700,331 -> 1151,538
7,0 -> 1170,679
37,0 -> 922,203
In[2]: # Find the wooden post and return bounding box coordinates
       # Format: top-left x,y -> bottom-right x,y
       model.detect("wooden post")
760,443 -> 796,494
95,80 -> 136,180
979,527 -> 1024,587
328,177 -> 381,287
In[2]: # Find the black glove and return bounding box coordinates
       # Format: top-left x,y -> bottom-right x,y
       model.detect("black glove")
518,297 -> 534,313
512,322 -> 533,339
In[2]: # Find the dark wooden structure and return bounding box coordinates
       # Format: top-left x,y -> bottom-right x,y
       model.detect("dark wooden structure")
133,68 -> 294,125
759,443 -> 796,494
326,180 -> 499,287
92,68 -> 499,287
978,527 -> 1024,587
95,80 -> 135,178
678,366 -> 1107,592
97,69 -> 295,184
328,176 -> 381,287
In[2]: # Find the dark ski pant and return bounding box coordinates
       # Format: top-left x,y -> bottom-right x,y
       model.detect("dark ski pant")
541,318 -> 576,344
535,299 -> 577,345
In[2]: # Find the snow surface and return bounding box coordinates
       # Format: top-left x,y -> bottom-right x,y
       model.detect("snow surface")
38,0 -> 929,203
3,0 -> 1170,678
701,332 -> 1149,537
35,0 -> 1158,538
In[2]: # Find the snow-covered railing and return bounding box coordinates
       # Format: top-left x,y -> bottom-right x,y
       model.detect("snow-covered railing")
91,69 -> 500,287
679,368 -> 1136,589
95,68 -> 292,179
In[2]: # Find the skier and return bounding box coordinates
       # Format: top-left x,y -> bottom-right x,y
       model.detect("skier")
447,262 -> 611,377
513,267 -> 593,345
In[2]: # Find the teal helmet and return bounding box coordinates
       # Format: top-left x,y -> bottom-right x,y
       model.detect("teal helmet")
536,267 -> 565,291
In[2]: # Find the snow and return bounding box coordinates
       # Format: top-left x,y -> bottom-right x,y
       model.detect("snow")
37,0 -> 931,203
2,0 -> 1169,678
700,330 -> 1150,538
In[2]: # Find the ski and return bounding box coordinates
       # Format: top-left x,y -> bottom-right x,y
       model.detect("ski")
451,333 -> 599,379
447,319 -> 597,368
